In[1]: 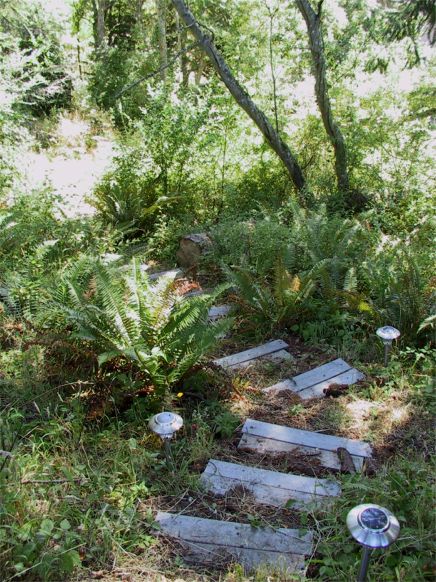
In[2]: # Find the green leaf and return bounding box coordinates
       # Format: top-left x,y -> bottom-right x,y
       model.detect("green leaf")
97,350 -> 120,366
59,549 -> 82,573
38,519 -> 54,536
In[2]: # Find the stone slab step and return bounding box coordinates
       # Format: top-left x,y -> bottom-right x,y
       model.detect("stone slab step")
230,349 -> 293,370
264,358 -> 364,399
239,419 -> 372,471
154,511 -> 312,574
213,339 -> 289,370
201,459 -> 340,509
208,304 -> 232,321
147,268 -> 183,281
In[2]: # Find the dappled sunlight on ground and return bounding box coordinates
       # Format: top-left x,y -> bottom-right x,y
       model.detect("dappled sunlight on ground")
17,114 -> 115,219
344,398 -> 380,436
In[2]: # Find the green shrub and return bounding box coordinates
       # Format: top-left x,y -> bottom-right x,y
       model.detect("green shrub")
0,0 -> 72,117
209,218 -> 293,276
362,244 -> 434,343
91,151 -> 168,238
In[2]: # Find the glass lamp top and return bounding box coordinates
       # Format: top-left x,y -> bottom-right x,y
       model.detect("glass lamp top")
149,412 -> 183,438
347,504 -> 400,548
376,326 -> 401,342
358,507 -> 389,531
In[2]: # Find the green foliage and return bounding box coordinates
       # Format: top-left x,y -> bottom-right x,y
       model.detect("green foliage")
0,190 -> 120,321
92,153 -> 169,237
209,218 -> 293,277
92,91 -> 213,235
0,408 -> 157,580
362,245 -> 434,343
226,261 -> 314,336
287,203 -> 367,296
0,0 -> 72,117
47,257 -> 232,398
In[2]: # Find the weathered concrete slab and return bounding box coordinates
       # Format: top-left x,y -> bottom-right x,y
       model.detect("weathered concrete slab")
214,340 -> 289,369
154,511 -> 312,573
264,358 -> 364,400
208,304 -> 232,321
229,349 -> 293,370
183,289 -> 205,297
201,459 -> 340,509
239,419 -> 372,471
148,268 -> 183,281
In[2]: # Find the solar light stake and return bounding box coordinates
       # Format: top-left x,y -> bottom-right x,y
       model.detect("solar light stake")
358,546 -> 372,582
347,504 -> 400,582
376,326 -> 400,367
149,412 -> 183,469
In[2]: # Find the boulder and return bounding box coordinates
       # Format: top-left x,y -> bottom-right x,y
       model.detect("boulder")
176,233 -> 212,269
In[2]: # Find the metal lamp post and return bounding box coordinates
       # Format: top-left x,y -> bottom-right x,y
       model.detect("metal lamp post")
376,326 -> 401,367
347,504 -> 400,581
149,412 -> 183,468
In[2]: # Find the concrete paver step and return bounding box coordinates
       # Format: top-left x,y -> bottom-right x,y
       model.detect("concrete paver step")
201,459 -> 341,509
239,418 -> 372,471
154,511 -> 313,574
264,358 -> 364,399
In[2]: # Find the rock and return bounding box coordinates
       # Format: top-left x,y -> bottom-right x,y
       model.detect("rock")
176,233 -> 212,269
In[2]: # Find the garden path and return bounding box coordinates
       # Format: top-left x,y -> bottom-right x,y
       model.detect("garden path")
154,333 -> 368,576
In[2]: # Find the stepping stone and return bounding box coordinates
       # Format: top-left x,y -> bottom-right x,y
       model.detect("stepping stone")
201,459 -> 340,509
214,339 -> 289,370
239,419 -> 372,471
154,511 -> 312,574
264,358 -> 364,399
183,288 -> 205,297
148,268 -> 183,281
208,304 -> 232,321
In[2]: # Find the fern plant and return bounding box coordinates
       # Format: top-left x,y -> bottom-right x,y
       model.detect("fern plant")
225,258 -> 314,335
46,257 -> 232,399
288,202 -> 367,299
362,245 -> 432,342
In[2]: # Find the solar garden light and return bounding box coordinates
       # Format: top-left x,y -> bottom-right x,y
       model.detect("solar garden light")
347,504 -> 400,582
376,326 -> 401,367
148,412 -> 183,468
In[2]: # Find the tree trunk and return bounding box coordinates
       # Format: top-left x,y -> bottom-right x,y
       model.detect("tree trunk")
175,11 -> 189,86
295,0 -> 350,192
171,0 -> 306,193
95,0 -> 106,49
156,0 -> 168,82
135,0 -> 145,42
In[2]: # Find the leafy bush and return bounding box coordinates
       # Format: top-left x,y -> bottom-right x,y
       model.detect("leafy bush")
0,0 -> 72,117
362,244 -> 434,343
209,218 -> 293,277
92,152 -> 168,238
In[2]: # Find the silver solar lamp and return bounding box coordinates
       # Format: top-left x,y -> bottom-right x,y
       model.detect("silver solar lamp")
149,412 -> 183,468
376,326 -> 400,366
347,503 -> 400,581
